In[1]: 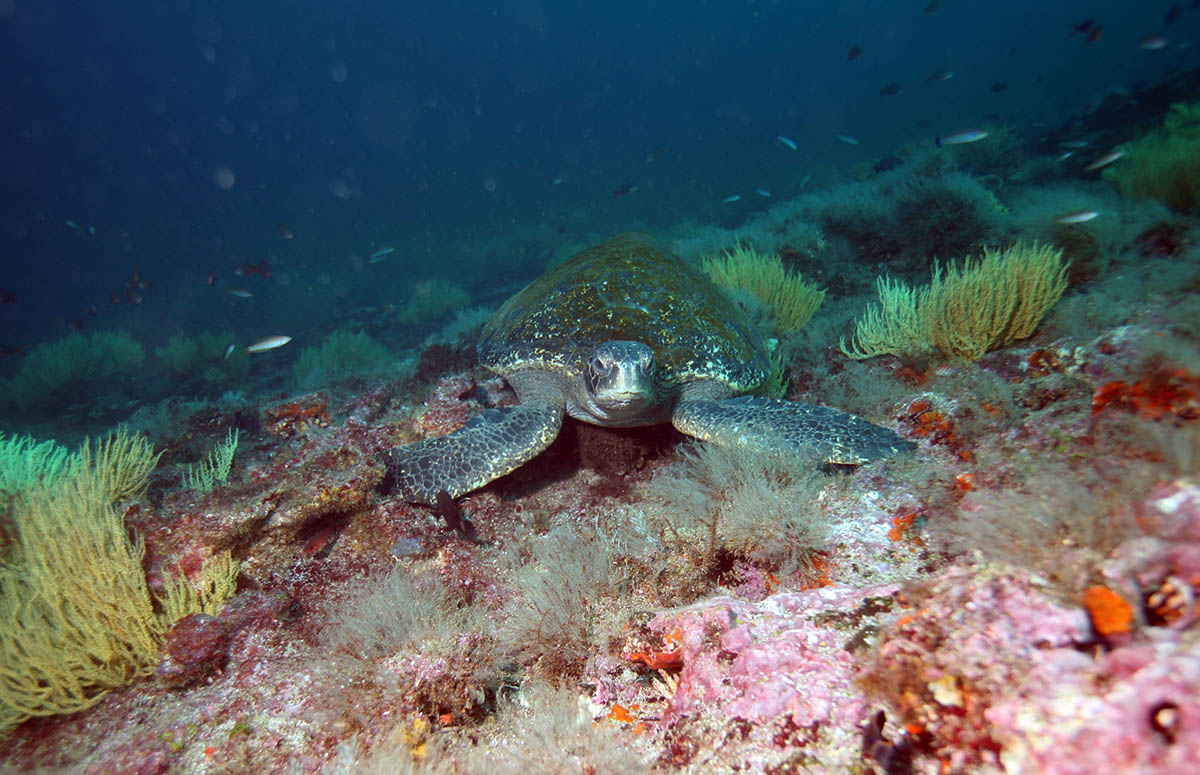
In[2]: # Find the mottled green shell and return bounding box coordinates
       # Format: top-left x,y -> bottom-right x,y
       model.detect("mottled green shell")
478,232 -> 769,392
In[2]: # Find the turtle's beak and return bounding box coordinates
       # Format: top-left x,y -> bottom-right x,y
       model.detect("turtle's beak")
599,359 -> 652,402
587,340 -> 657,419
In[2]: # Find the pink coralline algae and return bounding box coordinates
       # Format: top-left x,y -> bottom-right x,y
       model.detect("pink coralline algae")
627,584 -> 903,771
974,480 -> 1200,773
986,642 -> 1200,774
860,566 -> 1093,771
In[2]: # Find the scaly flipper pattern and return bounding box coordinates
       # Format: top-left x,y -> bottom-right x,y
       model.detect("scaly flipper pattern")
672,395 -> 915,464
385,402 -> 563,504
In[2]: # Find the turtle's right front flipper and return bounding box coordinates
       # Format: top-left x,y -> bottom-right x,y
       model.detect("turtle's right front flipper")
382,402 -> 563,504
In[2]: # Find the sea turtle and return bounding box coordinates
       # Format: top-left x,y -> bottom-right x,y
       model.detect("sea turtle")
384,232 -> 914,504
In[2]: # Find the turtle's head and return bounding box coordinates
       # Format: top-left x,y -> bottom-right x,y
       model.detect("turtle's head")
583,340 -> 657,421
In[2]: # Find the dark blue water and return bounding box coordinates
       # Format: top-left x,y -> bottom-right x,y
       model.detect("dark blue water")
0,0 -> 1196,382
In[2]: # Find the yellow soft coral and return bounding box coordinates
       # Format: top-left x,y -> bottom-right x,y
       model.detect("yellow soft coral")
701,243 -> 826,334
0,432 -> 238,735
841,242 -> 1068,362
1102,101 -> 1200,212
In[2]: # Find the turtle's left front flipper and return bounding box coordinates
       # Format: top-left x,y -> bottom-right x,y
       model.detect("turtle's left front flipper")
672,395 -> 915,463
382,402 -> 563,504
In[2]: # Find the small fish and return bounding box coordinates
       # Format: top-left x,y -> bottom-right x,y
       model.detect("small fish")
644,146 -> 665,163
127,267 -> 153,290
65,219 -> 95,235
67,318 -> 84,331
246,335 -> 292,353
0,344 -> 29,358
1086,25 -> 1104,43
368,246 -> 396,263
836,134 -> 859,145
926,70 -> 955,82
990,82 -> 1009,93
776,135 -> 798,150
223,343 -> 236,360
0,289 -> 16,305
935,129 -> 988,147
754,188 -> 771,198
1084,150 -> 1123,171
277,222 -> 295,240
846,44 -> 864,62
1059,139 -> 1090,148
206,269 -> 216,286
227,287 -> 254,298
110,292 -> 122,305
1055,151 -> 1076,162
879,83 -> 904,96
612,182 -> 638,197
1054,209 -> 1100,224
1139,35 -> 1169,50
551,176 -> 563,185
235,260 -> 271,278
924,0 -> 942,15
721,195 -> 742,204
1166,3 -> 1181,23
124,288 -> 143,305
87,305 -> 97,317
1070,18 -> 1095,36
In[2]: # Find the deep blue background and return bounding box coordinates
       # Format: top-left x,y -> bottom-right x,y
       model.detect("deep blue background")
1,0 -> 1196,342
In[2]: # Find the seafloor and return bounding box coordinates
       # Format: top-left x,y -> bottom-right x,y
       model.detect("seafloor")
3,95 -> 1200,775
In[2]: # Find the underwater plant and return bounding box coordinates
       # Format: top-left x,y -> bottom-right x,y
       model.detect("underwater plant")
1103,101 -> 1200,212
292,329 -> 394,389
155,331 -> 249,387
322,681 -> 654,775
2,330 -> 145,411
700,242 -> 826,334
841,241 -> 1068,362
0,432 -> 70,512
323,564 -> 487,662
803,162 -> 1010,274
0,430 -> 238,735
181,427 -> 239,494
395,280 -> 470,327
498,526 -> 632,679
645,442 -> 827,578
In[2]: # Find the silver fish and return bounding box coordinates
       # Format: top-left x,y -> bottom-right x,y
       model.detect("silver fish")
1054,209 -> 1100,224
1084,150 -> 1123,171
246,335 -> 292,353
936,129 -> 988,147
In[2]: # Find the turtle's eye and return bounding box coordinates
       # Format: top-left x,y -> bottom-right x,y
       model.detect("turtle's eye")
586,356 -> 609,392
